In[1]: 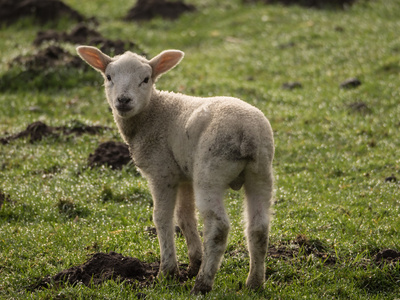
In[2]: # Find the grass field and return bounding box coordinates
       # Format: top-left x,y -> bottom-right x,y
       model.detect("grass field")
1,0 -> 400,298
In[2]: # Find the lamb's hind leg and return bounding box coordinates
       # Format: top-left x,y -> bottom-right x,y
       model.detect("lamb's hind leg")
191,184 -> 230,295
244,168 -> 274,289
175,183 -> 203,278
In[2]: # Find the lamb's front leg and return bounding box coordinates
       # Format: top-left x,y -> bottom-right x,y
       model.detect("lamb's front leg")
175,183 -> 203,278
150,182 -> 179,277
191,185 -> 230,295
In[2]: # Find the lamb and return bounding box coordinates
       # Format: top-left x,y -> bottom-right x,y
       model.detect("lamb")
76,45 -> 275,294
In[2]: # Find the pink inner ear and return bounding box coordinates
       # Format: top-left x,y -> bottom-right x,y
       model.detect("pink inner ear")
87,54 -> 104,69
78,47 -> 110,72
152,51 -> 183,78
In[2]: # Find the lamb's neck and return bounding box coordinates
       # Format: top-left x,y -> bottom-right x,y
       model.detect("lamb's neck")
112,90 -> 168,144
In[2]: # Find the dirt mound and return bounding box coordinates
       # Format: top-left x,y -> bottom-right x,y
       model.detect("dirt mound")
282,82 -> 303,90
0,0 -> 84,25
375,249 -> 400,264
34,23 -> 140,55
0,190 -> 15,209
34,24 -> 101,46
0,44 -> 94,91
124,0 -> 196,21
0,121 -> 108,144
268,234 -> 337,264
31,252 -> 189,290
347,101 -> 371,114
88,141 -> 131,170
242,0 -> 358,9
340,77 -> 362,89
11,45 -> 84,71
385,175 -> 397,183
32,252 -> 158,289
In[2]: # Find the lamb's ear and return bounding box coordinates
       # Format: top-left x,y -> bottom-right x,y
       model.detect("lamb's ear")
149,50 -> 184,81
76,46 -> 112,73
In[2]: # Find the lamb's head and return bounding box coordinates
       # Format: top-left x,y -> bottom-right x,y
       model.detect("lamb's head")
76,46 -> 184,118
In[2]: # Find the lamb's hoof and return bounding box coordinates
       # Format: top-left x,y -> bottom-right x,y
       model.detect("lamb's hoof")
245,280 -> 264,291
187,268 -> 198,279
190,281 -> 212,295
157,268 -> 180,280
187,260 -> 201,279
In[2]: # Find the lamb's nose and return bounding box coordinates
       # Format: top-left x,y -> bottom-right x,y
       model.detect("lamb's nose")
117,97 -> 131,104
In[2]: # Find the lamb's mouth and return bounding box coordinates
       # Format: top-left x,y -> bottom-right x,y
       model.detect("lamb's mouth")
115,104 -> 133,114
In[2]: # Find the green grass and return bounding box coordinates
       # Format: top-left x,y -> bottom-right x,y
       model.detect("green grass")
1,0 -> 400,298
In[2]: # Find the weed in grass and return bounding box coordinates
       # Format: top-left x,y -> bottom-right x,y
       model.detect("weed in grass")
56,197 -> 90,219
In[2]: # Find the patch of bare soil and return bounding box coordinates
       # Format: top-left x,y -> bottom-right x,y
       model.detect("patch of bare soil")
0,0 -> 84,25
31,251 -> 189,291
242,0 -> 358,9
88,141 -> 131,170
124,0 -> 196,21
0,121 -> 109,145
34,23 -> 140,55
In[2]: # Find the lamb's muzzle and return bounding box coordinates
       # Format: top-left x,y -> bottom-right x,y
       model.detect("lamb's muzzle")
76,45 -> 275,295
117,96 -> 132,104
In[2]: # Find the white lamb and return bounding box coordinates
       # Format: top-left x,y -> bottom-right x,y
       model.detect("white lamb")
76,46 -> 274,294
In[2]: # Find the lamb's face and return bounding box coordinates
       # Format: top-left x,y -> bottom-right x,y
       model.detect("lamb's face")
104,53 -> 153,118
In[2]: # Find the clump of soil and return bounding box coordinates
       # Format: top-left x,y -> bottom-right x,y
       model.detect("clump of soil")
0,190 -> 15,209
375,249 -> 400,264
268,235 -> 336,264
385,175 -> 397,183
1,121 -> 54,144
0,121 -> 108,145
34,23 -> 140,55
88,141 -> 131,170
0,0 -> 84,25
124,0 -> 196,21
282,82 -> 303,90
242,0 -> 358,9
340,77 -> 362,89
145,226 -> 183,237
32,252 -> 156,288
347,101 -> 371,114
31,252 -> 189,290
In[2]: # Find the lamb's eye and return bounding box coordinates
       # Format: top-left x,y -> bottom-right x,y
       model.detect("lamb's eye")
106,75 -> 112,81
142,77 -> 149,84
